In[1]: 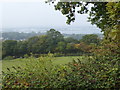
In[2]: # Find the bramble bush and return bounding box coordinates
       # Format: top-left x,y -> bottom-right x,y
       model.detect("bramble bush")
47,56 -> 119,88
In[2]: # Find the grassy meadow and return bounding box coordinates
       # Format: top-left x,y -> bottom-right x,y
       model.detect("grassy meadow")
2,56 -> 84,72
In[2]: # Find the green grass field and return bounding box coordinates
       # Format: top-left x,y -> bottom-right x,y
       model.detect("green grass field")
1,56 -> 84,72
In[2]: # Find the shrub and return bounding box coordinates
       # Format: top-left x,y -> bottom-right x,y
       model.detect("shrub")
2,53 -> 119,89
2,53 -> 61,88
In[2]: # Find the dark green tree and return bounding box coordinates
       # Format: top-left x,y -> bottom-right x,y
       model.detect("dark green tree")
80,34 -> 100,45
27,35 -> 48,54
56,41 -> 66,53
2,40 -> 17,58
46,29 -> 64,53
66,43 -> 76,53
64,37 -> 79,44
33,35 -> 48,54
27,36 -> 41,54
15,41 -> 28,57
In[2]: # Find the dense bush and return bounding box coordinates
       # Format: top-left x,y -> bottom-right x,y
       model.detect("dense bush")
2,53 -> 55,88
2,53 -> 119,89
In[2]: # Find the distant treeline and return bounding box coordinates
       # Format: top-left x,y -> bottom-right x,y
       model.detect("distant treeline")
2,31 -> 103,41
2,29 -> 102,59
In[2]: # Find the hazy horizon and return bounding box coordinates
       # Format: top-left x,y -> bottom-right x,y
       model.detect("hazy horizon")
1,2 -> 102,34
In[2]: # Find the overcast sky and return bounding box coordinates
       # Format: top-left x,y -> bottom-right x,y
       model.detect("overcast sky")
0,2 -> 102,33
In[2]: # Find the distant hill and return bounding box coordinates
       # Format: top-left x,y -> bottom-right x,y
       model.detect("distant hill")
2,32 -> 45,40
1,32 -> 103,41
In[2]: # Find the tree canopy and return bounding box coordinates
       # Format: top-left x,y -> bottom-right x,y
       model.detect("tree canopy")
47,1 -> 120,45
80,34 -> 100,45
2,29 -> 101,59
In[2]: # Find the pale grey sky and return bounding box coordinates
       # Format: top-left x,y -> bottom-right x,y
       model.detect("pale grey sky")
1,2 -> 102,33
0,3 -> 2,29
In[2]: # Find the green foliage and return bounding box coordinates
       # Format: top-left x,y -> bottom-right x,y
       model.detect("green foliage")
2,2 -> 120,89
55,41 -> 66,53
2,40 -> 17,58
46,29 -> 64,53
74,42 -> 93,54
52,2 -> 120,45
80,34 -> 100,45
2,29 -> 100,58
66,43 -> 76,53
2,54 -> 55,88
2,55 -> 119,88
27,35 -> 48,54
54,2 -> 86,24
64,37 -> 79,44
15,41 -> 28,57
105,2 -> 120,45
